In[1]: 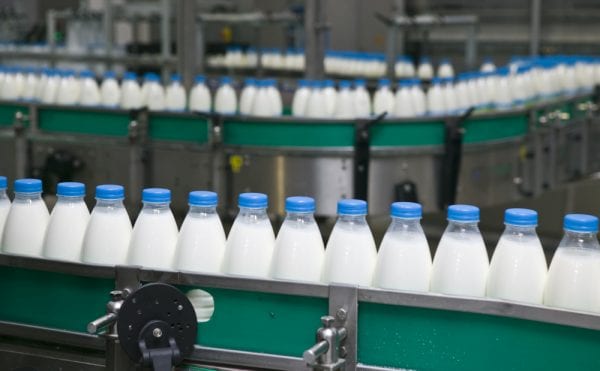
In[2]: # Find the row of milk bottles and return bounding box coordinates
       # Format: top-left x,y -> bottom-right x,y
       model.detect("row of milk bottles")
1,176 -> 600,315
208,47 -> 305,72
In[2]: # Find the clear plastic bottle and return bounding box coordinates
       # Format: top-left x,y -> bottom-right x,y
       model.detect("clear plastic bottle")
43,182 -> 90,262
410,79 -> 427,116
426,77 -> 446,116
494,68 -> 513,110
373,202 -> 431,292
120,71 -> 143,109
373,78 -> 395,116
145,73 -> 166,111
1,178 -> 49,257
127,188 -> 179,270
239,78 -> 257,115
270,196 -> 325,283
437,58 -> 455,78
480,57 -> 496,73
251,79 -> 274,117
0,176 -> 10,243
430,204 -> 489,297
291,79 -> 311,117
165,73 -> 187,111
487,208 -> 547,304
266,79 -> 283,116
334,80 -> 355,119
40,69 -> 60,104
442,78 -> 458,115
100,71 -> 121,108
78,70 -> 101,106
56,70 -> 80,105
306,80 -> 327,118
188,75 -> 211,112
544,214 -> 600,313
322,199 -> 377,286
21,67 -> 39,101
417,57 -> 434,80
214,76 -> 237,114
222,193 -> 275,278
393,80 -> 415,118
322,79 -> 338,117
174,191 -> 226,274
81,185 -> 132,266
352,79 -> 372,117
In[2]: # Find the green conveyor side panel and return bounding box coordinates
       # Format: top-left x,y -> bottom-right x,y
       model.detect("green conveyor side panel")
149,115 -> 209,143
463,113 -> 528,143
0,103 -> 28,127
182,286 -> 327,357
222,120 -> 355,147
38,108 -> 130,137
371,121 -> 446,146
359,302 -> 600,371
0,266 -> 113,332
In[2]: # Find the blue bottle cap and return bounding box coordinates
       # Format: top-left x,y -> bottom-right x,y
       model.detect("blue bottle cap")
244,77 -> 256,86
194,75 -> 206,84
398,79 -> 413,87
378,78 -> 391,87
338,199 -> 367,215
238,192 -> 268,209
0,176 -> 6,189
339,80 -> 351,89
79,70 -> 94,79
504,208 -> 537,226
391,202 -> 422,218
564,214 -> 599,233
96,184 -> 125,200
431,77 -> 443,85
447,204 -> 479,222
220,76 -> 233,85
189,191 -> 218,207
57,182 -> 85,197
171,73 -> 181,83
285,196 -> 315,213
123,71 -> 137,81
145,73 -> 159,82
354,79 -> 366,88
142,188 -> 171,203
323,79 -> 335,88
14,178 -> 42,193
104,71 -> 116,79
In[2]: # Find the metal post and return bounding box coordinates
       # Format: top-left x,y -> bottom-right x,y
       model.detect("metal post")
530,0 -> 541,56
160,0 -> 171,80
385,25 -> 397,80
176,0 -> 197,91
465,24 -> 477,70
304,0 -> 327,79
46,9 -> 56,66
104,0 -> 114,61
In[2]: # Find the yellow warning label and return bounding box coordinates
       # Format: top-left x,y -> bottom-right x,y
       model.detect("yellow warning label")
229,155 -> 244,173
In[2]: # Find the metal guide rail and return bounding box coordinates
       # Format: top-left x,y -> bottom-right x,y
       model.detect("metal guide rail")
1,253 -> 600,370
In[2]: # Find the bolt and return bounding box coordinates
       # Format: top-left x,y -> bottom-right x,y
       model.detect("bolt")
152,328 -> 163,338
177,304 -> 183,311
339,345 -> 348,358
336,308 -> 347,321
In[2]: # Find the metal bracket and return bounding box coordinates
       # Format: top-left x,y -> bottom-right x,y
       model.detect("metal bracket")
329,284 -> 358,369
353,113 -> 386,201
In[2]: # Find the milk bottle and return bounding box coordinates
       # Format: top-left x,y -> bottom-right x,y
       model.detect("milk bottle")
165,74 -> 187,111
42,182 -> 90,262
40,69 -> 60,104
322,79 -> 338,117
1,68 -> 20,100
145,74 -> 166,111
251,80 -> 274,117
214,76 -> 237,114
430,204 -> 489,297
13,68 -> 25,99
410,79 -> 427,116
270,196 -> 324,283
306,80 -> 327,118
494,69 -> 512,110
222,193 -> 275,278
35,68 -> 50,101
335,80 -> 355,119
291,79 -> 310,117
100,71 -> 121,107
487,208 -> 547,304
120,72 -> 143,109
426,77 -> 446,116
322,199 -> 377,286
480,57 -> 496,73
373,78 -> 395,116
21,68 -> 39,101
1,178 -> 49,257
174,191 -> 226,273
140,72 -> 154,106
127,188 -> 179,270
544,214 -> 600,313
266,79 -> 283,116
0,176 -> 10,243
483,72 -> 498,108
417,57 -> 434,80
188,75 -> 211,112
394,80 -> 415,118
455,74 -> 472,113
373,202 -> 431,292
56,70 -> 80,105
442,78 -> 458,115
353,79 -> 372,117
239,78 -> 257,115
511,66 -> 530,108
437,58 -> 455,78
81,185 -> 132,266
78,70 -> 101,106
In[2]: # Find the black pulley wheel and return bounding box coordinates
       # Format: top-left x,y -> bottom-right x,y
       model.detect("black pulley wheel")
117,282 -> 197,364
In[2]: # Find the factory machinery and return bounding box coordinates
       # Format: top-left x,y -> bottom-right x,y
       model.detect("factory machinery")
1,93 -> 600,370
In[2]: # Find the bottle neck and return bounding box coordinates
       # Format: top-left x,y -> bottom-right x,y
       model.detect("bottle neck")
561,229 -> 600,249
14,192 -> 42,201
446,220 -> 480,233
142,201 -> 171,212
338,214 -> 367,224
389,217 -> 422,232
503,223 -> 538,237
57,195 -> 85,203
188,205 -> 217,217
0,189 -> 7,200
285,211 -> 316,224
96,198 -> 125,209
238,206 -> 269,222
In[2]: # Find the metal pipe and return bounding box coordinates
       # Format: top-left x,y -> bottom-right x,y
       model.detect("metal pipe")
160,0 -> 171,80
104,0 -> 114,62
304,0 -> 327,79
176,0 -> 197,91
530,0 -> 542,56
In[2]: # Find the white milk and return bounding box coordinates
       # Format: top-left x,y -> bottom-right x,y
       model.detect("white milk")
127,189 -> 178,270
494,70 -> 513,110
394,82 -> 415,118
426,79 -> 446,116
251,81 -> 274,117
21,69 -> 39,101
417,58 -> 434,80
322,80 -> 338,117
78,70 -> 101,106
41,70 -> 60,104
239,78 -> 257,115
410,81 -> 427,116
120,72 -> 143,109
437,59 -> 455,78
270,197 -> 324,283
1,68 -> 20,100
34,69 -> 50,101
266,79 -> 283,116
43,185 -> 90,262
0,181 -> 10,243
455,77 -> 471,112
100,71 -> 121,107
353,80 -> 372,117
335,81 -> 355,119
2,180 -> 49,257
165,75 -> 187,111
214,77 -> 237,114
442,79 -> 458,114
174,192 -> 226,273
291,80 -> 310,117
146,80 -> 166,111
373,204 -> 431,292
56,70 -> 80,105
222,193 -> 275,278
373,79 -> 395,116
306,81 -> 327,118
188,76 -> 211,112
322,200 -> 377,286
480,58 -> 496,73
81,197 -> 132,266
